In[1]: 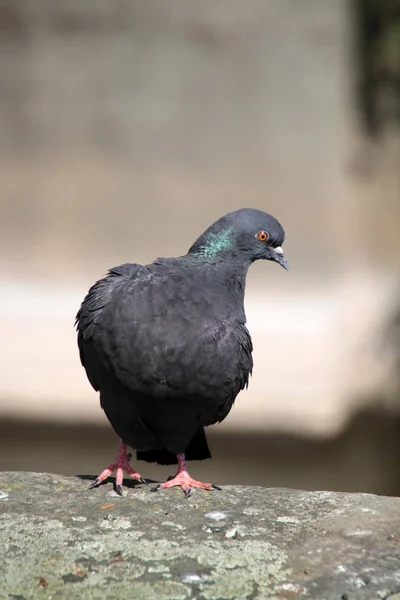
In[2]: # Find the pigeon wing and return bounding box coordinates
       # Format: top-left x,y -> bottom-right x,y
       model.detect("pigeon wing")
75,263 -> 144,391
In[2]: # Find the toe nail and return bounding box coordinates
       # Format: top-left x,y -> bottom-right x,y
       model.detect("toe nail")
151,485 -> 160,493
212,484 -> 222,491
89,479 -> 99,489
116,484 -> 124,496
184,489 -> 192,499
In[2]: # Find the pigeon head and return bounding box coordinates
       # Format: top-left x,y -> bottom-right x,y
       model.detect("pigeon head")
188,208 -> 288,270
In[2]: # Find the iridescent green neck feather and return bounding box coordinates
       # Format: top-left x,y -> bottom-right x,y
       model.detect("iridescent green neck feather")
198,229 -> 233,258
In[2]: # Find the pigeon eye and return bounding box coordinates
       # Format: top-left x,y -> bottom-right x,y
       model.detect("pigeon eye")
256,231 -> 269,242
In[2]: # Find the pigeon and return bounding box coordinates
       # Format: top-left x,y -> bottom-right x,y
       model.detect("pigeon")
76,208 -> 287,497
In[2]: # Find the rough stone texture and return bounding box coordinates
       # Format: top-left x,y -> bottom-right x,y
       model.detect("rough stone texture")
1,472 -> 400,599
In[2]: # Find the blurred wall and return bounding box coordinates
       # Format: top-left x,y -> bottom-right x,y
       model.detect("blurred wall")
0,0 -> 399,492
1,0 -> 355,276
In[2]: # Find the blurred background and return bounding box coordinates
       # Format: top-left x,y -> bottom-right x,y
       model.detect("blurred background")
1,0 -> 399,495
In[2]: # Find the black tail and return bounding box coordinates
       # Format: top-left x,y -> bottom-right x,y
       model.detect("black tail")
136,427 -> 212,465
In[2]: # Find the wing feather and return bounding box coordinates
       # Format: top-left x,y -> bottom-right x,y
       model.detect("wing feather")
75,263 -> 143,390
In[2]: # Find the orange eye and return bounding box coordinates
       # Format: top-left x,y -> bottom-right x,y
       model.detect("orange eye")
256,230 -> 269,242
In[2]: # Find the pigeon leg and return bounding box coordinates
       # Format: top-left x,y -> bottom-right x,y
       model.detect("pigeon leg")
89,440 -> 146,495
153,453 -> 221,498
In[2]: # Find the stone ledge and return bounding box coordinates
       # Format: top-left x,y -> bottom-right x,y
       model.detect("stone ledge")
1,471 -> 400,600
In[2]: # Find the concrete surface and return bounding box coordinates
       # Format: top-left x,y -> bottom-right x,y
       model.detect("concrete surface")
1,471 -> 400,599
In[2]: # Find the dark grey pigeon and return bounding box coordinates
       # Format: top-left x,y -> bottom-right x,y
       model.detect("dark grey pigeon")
76,208 -> 287,497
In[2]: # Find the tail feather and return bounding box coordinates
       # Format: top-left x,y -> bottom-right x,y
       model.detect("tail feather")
136,427 -> 211,465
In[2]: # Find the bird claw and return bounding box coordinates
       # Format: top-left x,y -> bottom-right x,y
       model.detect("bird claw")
88,442 -> 146,495
151,482 -> 192,498
88,478 -> 101,490
212,484 -> 222,491
155,469 -> 218,497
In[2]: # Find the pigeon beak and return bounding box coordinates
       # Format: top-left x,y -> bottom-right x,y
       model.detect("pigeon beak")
272,246 -> 288,270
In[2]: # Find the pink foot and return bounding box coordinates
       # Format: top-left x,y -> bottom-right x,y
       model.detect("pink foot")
152,454 -> 221,498
89,440 -> 146,496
